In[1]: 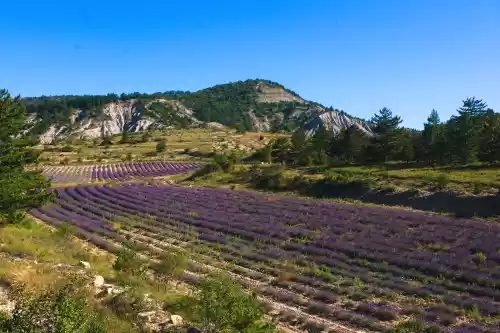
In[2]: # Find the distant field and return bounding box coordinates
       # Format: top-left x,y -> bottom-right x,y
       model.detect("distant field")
41,161 -> 203,183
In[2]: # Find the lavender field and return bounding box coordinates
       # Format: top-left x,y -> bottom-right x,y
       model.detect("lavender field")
32,183 -> 500,333
42,162 -> 203,183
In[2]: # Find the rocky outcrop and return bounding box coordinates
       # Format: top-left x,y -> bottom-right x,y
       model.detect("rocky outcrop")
304,110 -> 372,136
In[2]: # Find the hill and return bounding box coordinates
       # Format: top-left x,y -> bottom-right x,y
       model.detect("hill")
23,79 -> 371,143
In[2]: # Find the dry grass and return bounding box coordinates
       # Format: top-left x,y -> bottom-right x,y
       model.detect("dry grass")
36,128 -> 284,165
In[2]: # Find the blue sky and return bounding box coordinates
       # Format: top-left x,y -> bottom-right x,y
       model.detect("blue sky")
1,0 -> 499,128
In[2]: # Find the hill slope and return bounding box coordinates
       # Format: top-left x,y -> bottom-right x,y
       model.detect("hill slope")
24,79 -> 372,143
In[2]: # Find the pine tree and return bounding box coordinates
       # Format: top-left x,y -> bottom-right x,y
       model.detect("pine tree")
448,97 -> 488,164
422,109 -> 444,164
0,89 -> 53,223
368,108 -> 403,163
370,107 -> 402,135
478,113 -> 500,163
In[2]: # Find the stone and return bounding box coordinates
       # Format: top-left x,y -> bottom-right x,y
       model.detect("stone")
138,310 -> 156,319
169,314 -> 184,326
0,287 -> 15,316
79,261 -> 91,269
93,275 -> 105,289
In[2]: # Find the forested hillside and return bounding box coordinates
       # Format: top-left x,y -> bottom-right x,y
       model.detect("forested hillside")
22,79 -> 369,142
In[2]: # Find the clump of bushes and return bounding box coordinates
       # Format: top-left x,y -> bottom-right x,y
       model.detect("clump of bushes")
61,145 -> 74,152
176,273 -> 276,333
0,284 -> 106,333
433,173 -> 450,191
152,251 -> 188,282
113,248 -> 147,276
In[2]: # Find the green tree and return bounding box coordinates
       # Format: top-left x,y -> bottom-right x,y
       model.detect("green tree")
187,274 -> 276,333
478,113 -> 500,163
421,109 -> 447,164
447,97 -> 488,164
290,129 -> 308,164
458,97 -> 488,116
119,130 -> 129,144
331,126 -> 368,163
0,90 -> 53,223
367,108 -> 403,163
393,128 -> 415,163
156,140 -> 167,153
370,107 -> 402,135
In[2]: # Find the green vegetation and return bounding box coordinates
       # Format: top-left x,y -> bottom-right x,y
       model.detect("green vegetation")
1,284 -> 107,333
24,91 -> 189,135
0,89 -> 53,223
181,274 -> 276,333
252,97 -> 499,168
179,79 -> 300,131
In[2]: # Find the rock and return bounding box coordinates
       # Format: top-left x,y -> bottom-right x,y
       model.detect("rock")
138,310 -> 156,319
101,284 -> 126,295
0,286 -> 15,317
79,261 -> 91,269
93,275 -> 105,289
170,314 -> 184,326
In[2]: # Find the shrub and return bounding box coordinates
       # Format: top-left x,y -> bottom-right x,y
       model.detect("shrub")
348,292 -> 367,301
473,181 -> 484,195
61,145 -> 74,152
307,301 -> 331,315
213,154 -> 238,172
113,248 -> 146,276
156,140 -> 167,153
185,274 -> 276,333
152,251 -> 187,281
475,252 -> 487,264
434,174 -> 450,190
55,222 -> 76,242
99,138 -> 113,147
373,310 -> 397,321
105,290 -> 148,320
0,284 -> 106,333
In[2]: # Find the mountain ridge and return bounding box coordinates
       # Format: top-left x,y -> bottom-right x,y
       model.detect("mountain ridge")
23,79 -> 372,143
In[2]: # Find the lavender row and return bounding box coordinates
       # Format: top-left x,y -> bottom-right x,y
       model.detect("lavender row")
42,162 -> 203,183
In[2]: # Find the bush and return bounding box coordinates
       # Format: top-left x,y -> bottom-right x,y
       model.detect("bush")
152,251 -> 187,281
186,274 -> 276,333
99,138 -> 113,147
213,154 -> 238,172
105,290 -> 148,320
373,310 -> 397,321
61,145 -> 74,152
113,248 -> 146,276
434,174 -> 450,190
472,181 -> 484,195
0,284 -> 106,333
156,140 -> 167,153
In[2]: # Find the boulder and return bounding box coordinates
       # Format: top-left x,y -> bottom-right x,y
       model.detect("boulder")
0,286 -> 15,316
93,275 -> 105,289
79,261 -> 91,269
137,310 -> 156,320
170,314 -> 184,326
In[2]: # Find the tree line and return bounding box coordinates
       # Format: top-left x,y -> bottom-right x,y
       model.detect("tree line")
256,97 -> 500,166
